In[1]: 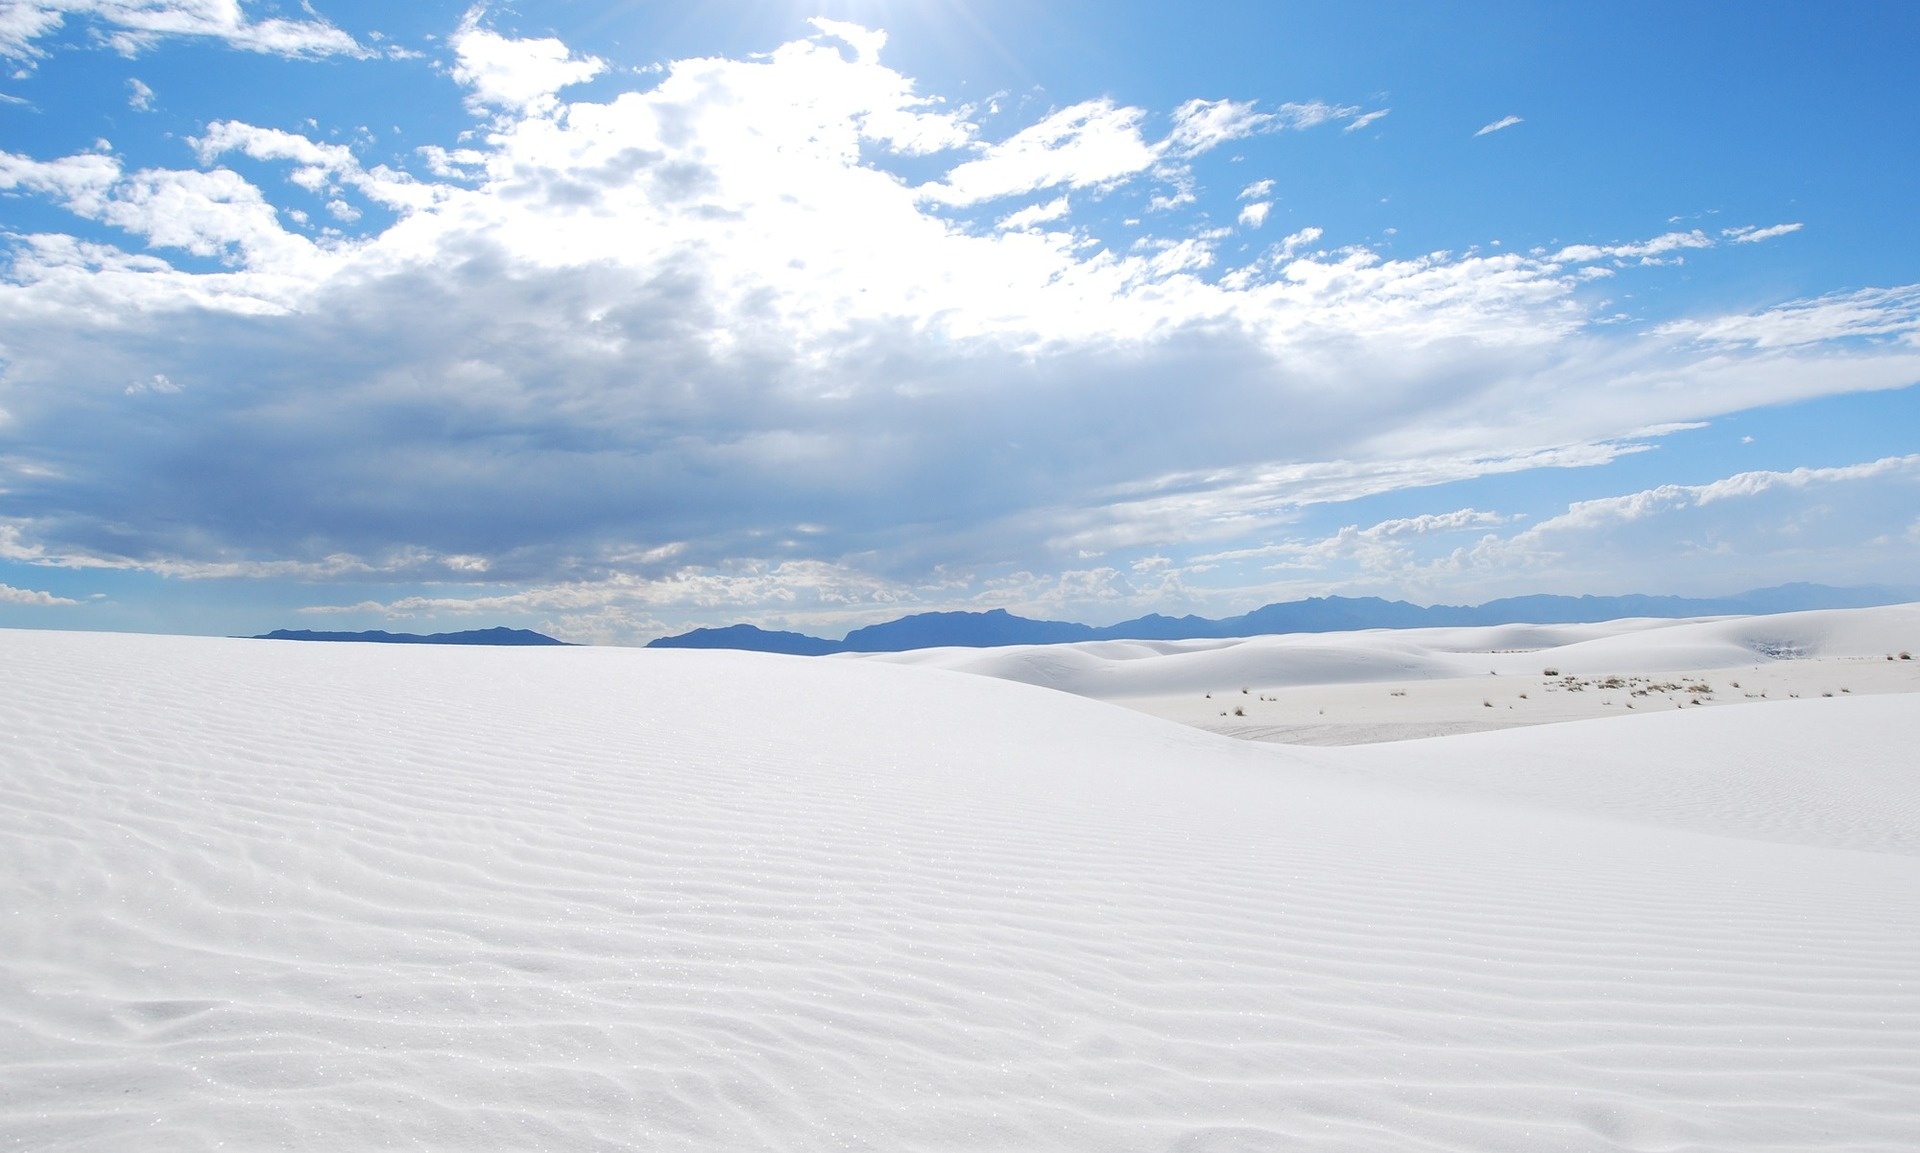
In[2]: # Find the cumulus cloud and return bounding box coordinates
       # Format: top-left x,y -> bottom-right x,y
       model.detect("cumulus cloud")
0,582 -> 78,605
450,13 -> 604,115
0,146 -> 318,267
0,0 -> 364,61
0,15 -> 1916,637
1237,201 -> 1270,228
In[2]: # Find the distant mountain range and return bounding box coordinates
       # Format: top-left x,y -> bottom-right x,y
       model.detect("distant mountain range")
648,583 -> 1918,655
253,627 -> 569,646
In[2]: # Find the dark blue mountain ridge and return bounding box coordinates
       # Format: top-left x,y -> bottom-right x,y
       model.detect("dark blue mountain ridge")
645,583 -> 1917,655
252,627 -> 570,646
842,608 -> 1098,651
646,623 -> 843,656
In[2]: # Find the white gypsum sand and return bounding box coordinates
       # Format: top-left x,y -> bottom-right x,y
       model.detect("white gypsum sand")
859,604 -> 1920,745
2,613 -> 1918,1150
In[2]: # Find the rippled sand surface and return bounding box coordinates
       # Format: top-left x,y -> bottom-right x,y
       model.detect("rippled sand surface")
4,622 -> 1918,1150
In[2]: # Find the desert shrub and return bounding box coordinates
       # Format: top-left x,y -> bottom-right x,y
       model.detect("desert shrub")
1543,667 -> 1559,676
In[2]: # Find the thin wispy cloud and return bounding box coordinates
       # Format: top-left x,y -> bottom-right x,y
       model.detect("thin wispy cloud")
1552,229 -> 1714,264
1475,114 -> 1523,136
1726,222 -> 1804,243
0,0 -> 365,61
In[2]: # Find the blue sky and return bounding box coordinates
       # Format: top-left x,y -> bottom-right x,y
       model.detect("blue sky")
1,1 -> 1916,643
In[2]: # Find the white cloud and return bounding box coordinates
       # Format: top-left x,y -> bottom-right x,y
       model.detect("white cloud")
996,195 -> 1071,231
0,0 -> 364,61
1552,229 -> 1713,265
0,582 -> 78,605
1175,457 -> 1920,604
1460,456 -> 1920,588
1345,109 -> 1390,132
1164,98 -> 1360,156
0,148 -> 317,267
1657,285 -> 1920,348
417,144 -> 488,179
923,93 -> 1367,209
450,15 -> 606,115
807,16 -> 886,65
123,371 -> 180,394
1278,226 -> 1322,256
1237,201 -> 1270,228
1370,509 -> 1513,536
1163,97 -> 1271,155
1270,100 -> 1361,130
1475,115 -> 1523,137
1,18 -> 1916,638
193,120 -> 442,212
126,75 -> 151,109
1194,508 -> 1511,568
1725,221 -> 1803,243
919,98 -> 1154,205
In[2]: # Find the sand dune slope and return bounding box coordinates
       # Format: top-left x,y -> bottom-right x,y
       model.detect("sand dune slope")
864,604 -> 1920,744
3,628 -> 1917,1150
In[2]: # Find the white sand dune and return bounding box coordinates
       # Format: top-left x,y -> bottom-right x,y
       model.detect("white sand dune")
864,604 -> 1920,745
4,618 -> 1918,1150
